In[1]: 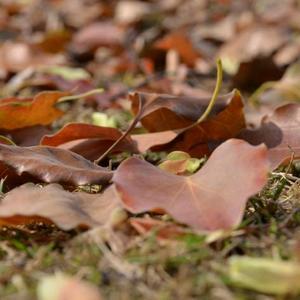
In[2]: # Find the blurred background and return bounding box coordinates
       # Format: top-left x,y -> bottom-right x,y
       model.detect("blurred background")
1,0 -> 300,111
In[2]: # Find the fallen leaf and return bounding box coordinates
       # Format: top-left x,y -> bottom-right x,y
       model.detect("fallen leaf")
41,123 -> 138,160
0,144 -> 113,185
129,91 -> 227,132
219,24 -> 287,75
113,139 -> 269,231
229,256 -> 300,295
154,31 -> 201,67
0,91 -> 67,130
131,90 -> 245,157
0,184 -> 119,230
71,22 -> 125,54
239,103 -> 300,169
1,125 -> 51,146
251,61 -> 300,104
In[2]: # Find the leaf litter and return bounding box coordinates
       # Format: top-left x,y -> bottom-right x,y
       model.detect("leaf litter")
1,1 -> 300,299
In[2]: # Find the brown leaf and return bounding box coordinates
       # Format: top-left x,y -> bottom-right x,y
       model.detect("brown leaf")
40,123 -> 137,160
0,91 -> 67,130
218,24 -> 287,73
0,184 -> 119,230
113,139 -> 269,231
71,22 -> 125,53
1,125 -> 52,146
129,90 -> 244,132
239,103 -> 300,169
0,144 -> 113,185
154,31 -> 201,67
131,90 -> 245,157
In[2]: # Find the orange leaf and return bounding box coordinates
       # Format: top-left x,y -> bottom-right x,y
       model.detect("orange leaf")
0,91 -> 67,130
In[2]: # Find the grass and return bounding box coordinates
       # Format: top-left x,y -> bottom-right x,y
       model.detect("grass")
1,168 -> 300,300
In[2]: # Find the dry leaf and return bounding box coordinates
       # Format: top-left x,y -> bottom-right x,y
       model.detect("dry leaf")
0,144 -> 113,185
239,103 -> 300,169
0,91 -> 67,130
131,90 -> 245,157
0,184 -> 119,230
113,139 -> 269,231
154,31 -> 201,67
41,123 -> 137,160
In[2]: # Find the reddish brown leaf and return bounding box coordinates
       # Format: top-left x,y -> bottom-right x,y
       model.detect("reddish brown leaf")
1,125 -> 52,146
131,90 -> 245,157
154,31 -> 201,67
0,91 -> 67,130
129,91 -> 215,131
0,144 -> 113,185
239,103 -> 300,169
113,139 -> 269,231
41,123 -> 138,160
168,90 -> 245,155
0,184 -> 119,230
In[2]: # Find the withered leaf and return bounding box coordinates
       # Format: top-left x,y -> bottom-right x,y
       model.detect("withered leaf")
0,91 -> 67,130
129,91 -> 237,132
113,139 -> 269,231
154,31 -> 201,67
0,144 -> 113,185
0,184 -> 119,230
41,123 -> 137,160
131,90 -> 245,157
239,103 -> 300,169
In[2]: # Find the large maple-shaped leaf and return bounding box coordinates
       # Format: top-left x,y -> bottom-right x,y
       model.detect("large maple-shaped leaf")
0,184 -> 119,230
113,139 -> 269,231
41,123 -> 137,160
239,103 -> 300,169
0,144 -> 113,185
0,91 -> 67,130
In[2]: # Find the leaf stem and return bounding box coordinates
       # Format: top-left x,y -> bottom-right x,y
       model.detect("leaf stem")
58,88 -> 104,103
94,95 -> 143,165
0,135 -> 16,146
196,59 -> 223,124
